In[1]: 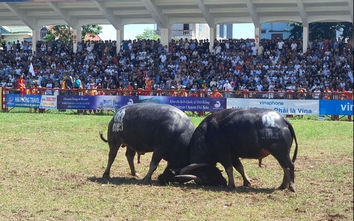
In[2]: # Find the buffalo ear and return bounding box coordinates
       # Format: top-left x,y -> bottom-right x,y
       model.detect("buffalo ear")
168,168 -> 179,175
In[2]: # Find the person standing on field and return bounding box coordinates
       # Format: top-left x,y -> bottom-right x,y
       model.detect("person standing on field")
17,75 -> 26,101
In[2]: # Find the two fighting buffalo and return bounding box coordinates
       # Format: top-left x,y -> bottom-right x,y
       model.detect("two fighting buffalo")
100,103 -> 298,192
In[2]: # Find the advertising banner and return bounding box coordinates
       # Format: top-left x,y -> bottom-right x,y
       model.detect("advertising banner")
56,95 -> 138,110
319,100 -> 353,115
6,94 -> 41,108
139,96 -> 226,112
40,95 -> 57,109
227,98 -> 319,115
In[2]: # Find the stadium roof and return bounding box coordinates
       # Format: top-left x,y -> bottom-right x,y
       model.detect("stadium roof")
0,0 -> 352,31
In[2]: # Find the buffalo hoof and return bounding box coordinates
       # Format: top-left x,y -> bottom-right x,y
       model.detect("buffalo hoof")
102,173 -> 110,179
227,184 -> 236,189
288,185 -> 296,192
278,185 -> 285,190
157,175 -> 170,186
278,184 -> 288,190
140,178 -> 152,185
243,181 -> 252,187
158,179 -> 168,186
278,185 -> 296,192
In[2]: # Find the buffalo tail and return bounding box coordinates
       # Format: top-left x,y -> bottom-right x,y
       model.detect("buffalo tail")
99,132 -> 108,143
285,120 -> 298,163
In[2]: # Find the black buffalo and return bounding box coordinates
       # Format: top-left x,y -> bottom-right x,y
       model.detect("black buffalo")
100,103 -> 195,185
176,108 -> 298,192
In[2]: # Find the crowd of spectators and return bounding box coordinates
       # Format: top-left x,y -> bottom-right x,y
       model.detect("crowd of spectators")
0,36 -> 353,100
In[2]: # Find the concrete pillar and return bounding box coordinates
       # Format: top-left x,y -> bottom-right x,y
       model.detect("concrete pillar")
254,26 -> 260,47
160,28 -> 171,49
76,28 -> 82,44
31,29 -> 39,54
209,27 -> 216,51
116,29 -> 124,53
302,25 -> 309,53
72,29 -> 79,53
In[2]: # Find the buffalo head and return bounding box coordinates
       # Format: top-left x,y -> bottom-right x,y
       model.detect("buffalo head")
158,168 -> 179,185
175,163 -> 227,186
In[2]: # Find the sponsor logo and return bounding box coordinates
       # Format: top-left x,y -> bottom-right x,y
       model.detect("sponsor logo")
214,101 -> 221,108
259,101 -> 284,106
341,102 -> 353,112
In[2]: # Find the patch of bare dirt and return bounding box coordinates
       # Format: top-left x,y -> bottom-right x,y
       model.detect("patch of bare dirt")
325,213 -> 347,221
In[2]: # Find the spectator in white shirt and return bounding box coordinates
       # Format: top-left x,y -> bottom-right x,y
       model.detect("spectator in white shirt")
223,80 -> 233,98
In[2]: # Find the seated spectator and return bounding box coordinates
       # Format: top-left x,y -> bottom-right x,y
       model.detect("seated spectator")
0,37 -> 352,109
210,86 -> 223,98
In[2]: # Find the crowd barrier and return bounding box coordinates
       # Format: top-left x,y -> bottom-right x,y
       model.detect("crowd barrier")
0,87 -> 353,117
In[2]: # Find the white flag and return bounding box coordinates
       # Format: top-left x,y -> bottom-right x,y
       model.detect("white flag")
29,63 -> 35,76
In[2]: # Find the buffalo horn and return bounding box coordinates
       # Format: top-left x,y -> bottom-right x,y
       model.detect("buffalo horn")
175,175 -> 203,185
179,163 -> 209,175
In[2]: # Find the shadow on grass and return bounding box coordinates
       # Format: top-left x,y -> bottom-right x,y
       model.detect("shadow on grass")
172,182 -> 277,194
88,176 -> 276,194
88,176 -> 173,186
88,176 -> 141,185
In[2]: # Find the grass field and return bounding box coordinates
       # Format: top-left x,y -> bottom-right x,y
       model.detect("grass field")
0,110 -> 353,221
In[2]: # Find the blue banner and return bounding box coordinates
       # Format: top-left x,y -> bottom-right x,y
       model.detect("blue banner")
57,95 -> 138,110
319,100 -> 354,115
6,94 -> 41,108
8,94 -> 352,117
139,96 -> 226,112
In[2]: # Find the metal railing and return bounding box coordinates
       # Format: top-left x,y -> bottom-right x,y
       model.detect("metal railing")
2,87 -> 352,100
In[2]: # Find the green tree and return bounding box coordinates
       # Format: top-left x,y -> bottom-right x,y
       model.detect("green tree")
43,31 -> 56,43
286,22 -> 353,40
285,22 -> 303,39
43,25 -> 103,43
43,25 -> 73,43
309,22 -> 338,40
81,25 -> 102,40
135,28 -> 160,40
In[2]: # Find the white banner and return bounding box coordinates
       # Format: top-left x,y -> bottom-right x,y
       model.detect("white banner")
29,63 -> 36,76
40,95 -> 57,109
227,98 -> 319,115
